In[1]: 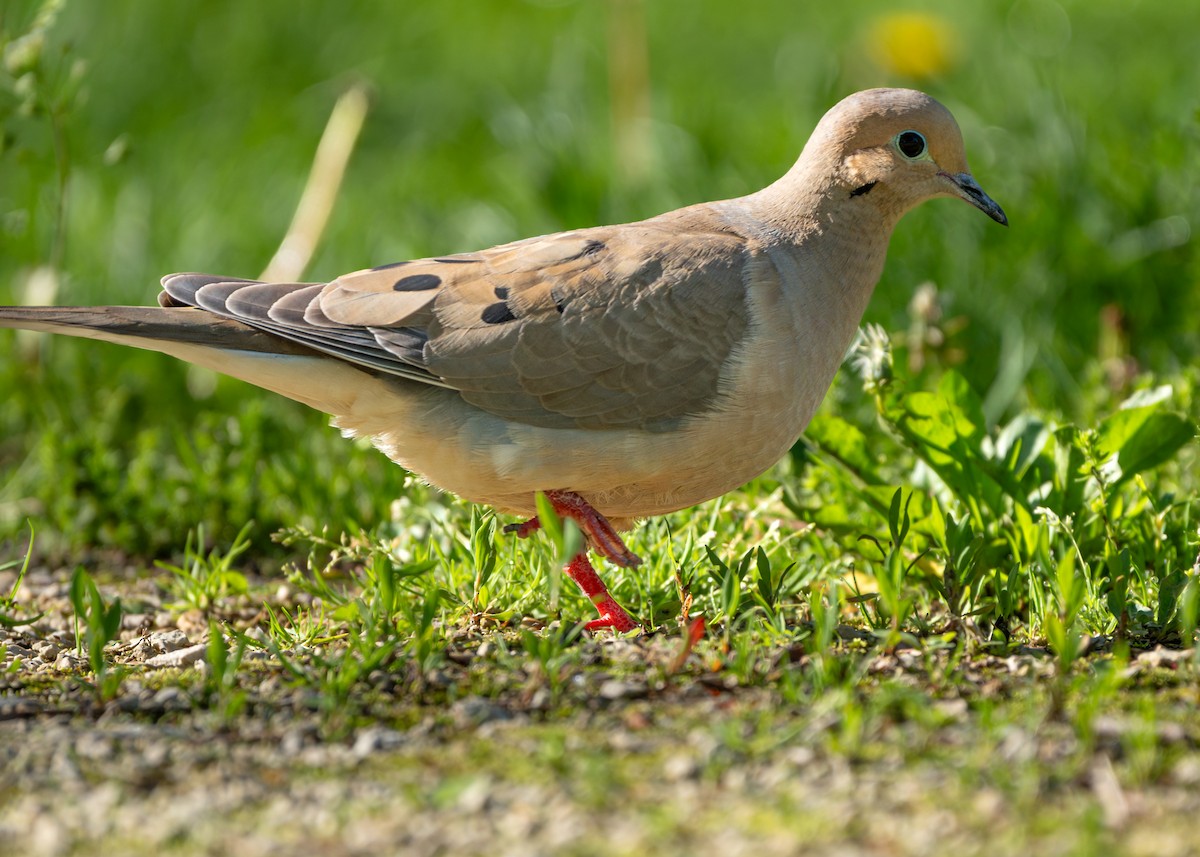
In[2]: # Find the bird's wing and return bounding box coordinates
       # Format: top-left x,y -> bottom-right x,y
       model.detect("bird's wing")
160,209 -> 753,431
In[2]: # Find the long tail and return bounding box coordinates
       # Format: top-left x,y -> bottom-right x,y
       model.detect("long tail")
0,305 -> 384,414
0,305 -> 313,356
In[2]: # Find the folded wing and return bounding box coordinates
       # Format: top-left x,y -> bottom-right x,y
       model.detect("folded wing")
160,214 -> 752,431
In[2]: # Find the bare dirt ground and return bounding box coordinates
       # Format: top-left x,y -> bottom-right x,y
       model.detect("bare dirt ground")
3,563 -> 1199,857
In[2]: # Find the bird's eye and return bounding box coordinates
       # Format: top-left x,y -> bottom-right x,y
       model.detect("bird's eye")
896,130 -> 927,159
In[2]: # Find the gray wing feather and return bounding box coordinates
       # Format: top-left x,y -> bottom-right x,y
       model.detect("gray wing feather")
157,210 -> 752,431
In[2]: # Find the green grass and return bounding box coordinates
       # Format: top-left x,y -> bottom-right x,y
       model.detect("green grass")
2,0 -> 1198,556
1,2 -> 1199,853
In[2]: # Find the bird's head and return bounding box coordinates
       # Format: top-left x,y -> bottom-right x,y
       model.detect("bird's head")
809,88 -> 1007,226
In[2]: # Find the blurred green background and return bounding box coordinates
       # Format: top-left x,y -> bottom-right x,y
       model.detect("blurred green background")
1,0 -> 1197,558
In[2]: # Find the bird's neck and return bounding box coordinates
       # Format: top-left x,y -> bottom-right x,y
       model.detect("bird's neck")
720,159 -> 902,402
745,149 -> 905,239
743,158 -> 899,322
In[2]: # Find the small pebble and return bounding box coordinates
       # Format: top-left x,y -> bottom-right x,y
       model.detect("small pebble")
54,650 -> 86,671
352,727 -> 407,758
145,642 -> 207,669
147,629 -> 192,653
599,679 -> 646,701
451,696 -> 511,727
150,687 -> 191,712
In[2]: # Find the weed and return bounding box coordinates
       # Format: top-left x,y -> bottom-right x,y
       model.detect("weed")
204,620 -> 248,721
157,523 -> 253,614
264,601 -> 342,649
67,566 -> 125,700
0,524 -> 41,627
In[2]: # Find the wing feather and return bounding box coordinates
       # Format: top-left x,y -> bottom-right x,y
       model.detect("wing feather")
158,207 -> 752,431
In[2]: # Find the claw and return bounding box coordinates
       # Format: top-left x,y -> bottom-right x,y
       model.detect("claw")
503,517 -> 542,540
584,614 -> 640,633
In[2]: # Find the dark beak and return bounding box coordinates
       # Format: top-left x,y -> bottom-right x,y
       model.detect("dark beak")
947,172 -> 1008,226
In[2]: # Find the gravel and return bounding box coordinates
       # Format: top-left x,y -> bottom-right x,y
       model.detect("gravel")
3,563 -> 1200,857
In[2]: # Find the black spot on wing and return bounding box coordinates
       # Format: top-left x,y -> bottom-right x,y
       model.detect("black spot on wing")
371,261 -> 409,271
550,285 -> 568,314
494,286 -> 509,299
582,239 -> 605,256
393,274 -> 442,291
481,301 -> 517,324
434,257 -> 476,264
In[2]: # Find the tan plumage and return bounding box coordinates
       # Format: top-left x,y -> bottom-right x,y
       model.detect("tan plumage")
0,89 -> 1005,626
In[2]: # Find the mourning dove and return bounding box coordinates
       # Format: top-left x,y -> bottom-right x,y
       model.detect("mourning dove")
0,88 -> 1005,632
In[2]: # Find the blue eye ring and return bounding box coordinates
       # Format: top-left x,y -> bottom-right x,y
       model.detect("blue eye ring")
896,130 -> 927,159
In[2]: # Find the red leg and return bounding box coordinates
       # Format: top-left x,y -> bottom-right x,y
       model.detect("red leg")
564,553 -> 640,633
503,490 -> 642,631
503,489 -> 641,568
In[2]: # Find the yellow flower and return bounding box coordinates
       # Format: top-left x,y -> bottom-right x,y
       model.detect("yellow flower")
868,12 -> 958,80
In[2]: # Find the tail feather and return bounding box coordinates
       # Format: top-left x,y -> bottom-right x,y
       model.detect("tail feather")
0,304 -> 396,414
0,305 -> 315,356
158,272 -> 263,308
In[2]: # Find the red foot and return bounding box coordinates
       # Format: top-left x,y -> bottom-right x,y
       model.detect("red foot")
503,490 -> 641,568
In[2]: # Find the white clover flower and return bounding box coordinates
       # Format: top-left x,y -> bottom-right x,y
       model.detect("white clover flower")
849,323 -> 894,390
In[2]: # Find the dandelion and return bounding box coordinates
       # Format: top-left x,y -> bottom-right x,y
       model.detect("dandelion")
868,12 -> 959,80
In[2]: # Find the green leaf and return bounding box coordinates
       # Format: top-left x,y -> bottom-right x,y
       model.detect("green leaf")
804,413 -> 881,483
755,547 -> 776,607
704,546 -> 729,578
886,488 -> 912,547
534,493 -> 583,564
1051,425 -> 1088,518
1055,551 -> 1081,618
883,371 -> 1012,518
994,413 -> 1051,483
938,370 -> 988,434
1097,409 -> 1195,482
373,554 -> 396,616
534,492 -> 562,544
208,622 -> 228,675
1104,548 -> 1132,621
1044,612 -> 1080,667
101,597 -> 122,641
720,562 -> 742,619
1156,566 -> 1188,628
1120,384 -> 1174,410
